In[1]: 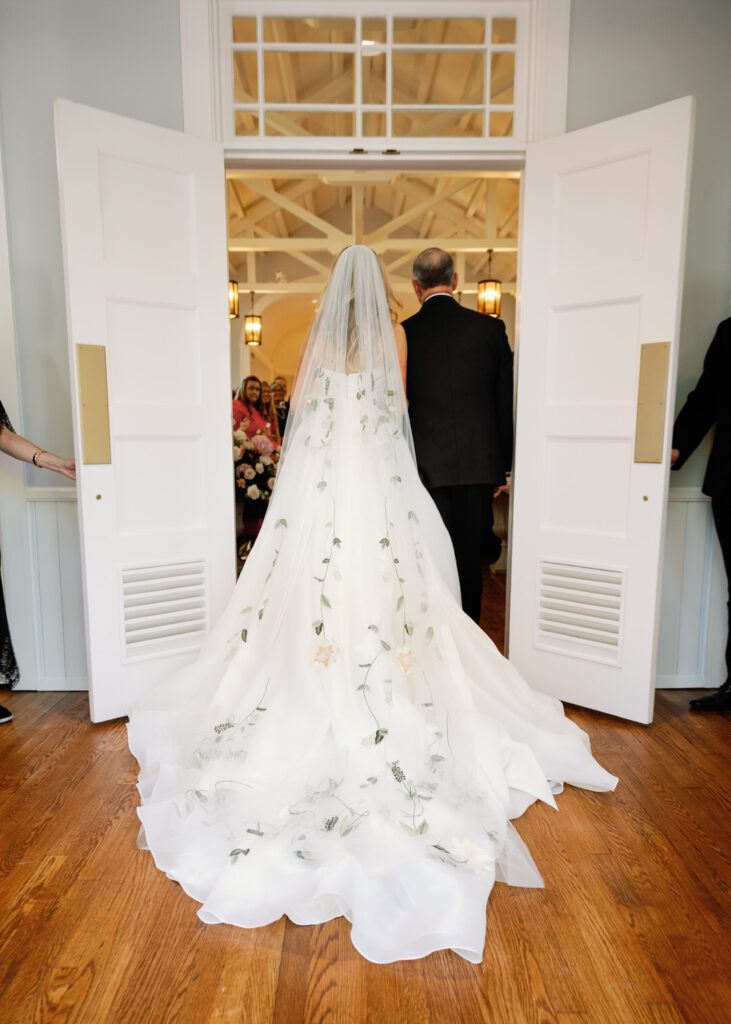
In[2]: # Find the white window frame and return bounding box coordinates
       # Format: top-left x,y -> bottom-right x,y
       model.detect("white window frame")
180,0 -> 571,163
218,0 -> 528,152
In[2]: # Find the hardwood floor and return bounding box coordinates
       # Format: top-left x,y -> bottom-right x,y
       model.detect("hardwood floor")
1,582 -> 729,1023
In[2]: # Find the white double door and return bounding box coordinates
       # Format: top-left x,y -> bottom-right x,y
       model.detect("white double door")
55,100 -> 235,723
56,97 -> 693,724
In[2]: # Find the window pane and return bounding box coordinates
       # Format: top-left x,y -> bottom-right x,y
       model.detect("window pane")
394,18 -> 485,44
233,51 -> 258,103
393,51 -> 484,105
363,111 -> 387,136
264,51 -> 354,104
232,17 -> 256,43
265,111 -> 354,136
392,109 -> 483,137
234,111 -> 259,136
492,18 -> 516,44
490,51 -> 515,104
263,17 -> 355,44
489,111 -> 514,137
362,51 -> 386,104
362,18 -> 387,44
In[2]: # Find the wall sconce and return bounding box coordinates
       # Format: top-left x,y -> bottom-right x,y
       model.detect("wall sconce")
477,249 -> 502,317
244,290 -> 262,347
228,280 -> 239,319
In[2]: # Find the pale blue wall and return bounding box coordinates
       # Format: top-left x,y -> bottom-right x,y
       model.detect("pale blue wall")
0,0 -> 183,479
567,0 -> 731,487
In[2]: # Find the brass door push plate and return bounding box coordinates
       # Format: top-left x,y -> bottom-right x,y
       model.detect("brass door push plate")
634,342 -> 670,464
76,344 -> 112,465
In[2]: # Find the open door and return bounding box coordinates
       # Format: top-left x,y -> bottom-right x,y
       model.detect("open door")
55,100 -> 235,722
509,97 -> 694,724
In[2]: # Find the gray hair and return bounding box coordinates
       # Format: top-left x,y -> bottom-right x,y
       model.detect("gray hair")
412,248 -> 455,290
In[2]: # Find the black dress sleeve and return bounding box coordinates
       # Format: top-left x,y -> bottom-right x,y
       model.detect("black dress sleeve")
0,399 -> 14,433
671,321 -> 724,471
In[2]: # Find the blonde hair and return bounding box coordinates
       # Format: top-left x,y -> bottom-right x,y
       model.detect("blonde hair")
337,248 -> 401,372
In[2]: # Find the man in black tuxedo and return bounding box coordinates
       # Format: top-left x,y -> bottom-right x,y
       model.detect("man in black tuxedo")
671,318 -> 731,711
402,248 -> 513,623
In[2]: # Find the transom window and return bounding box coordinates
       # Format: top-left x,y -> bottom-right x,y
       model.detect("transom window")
219,2 -> 528,151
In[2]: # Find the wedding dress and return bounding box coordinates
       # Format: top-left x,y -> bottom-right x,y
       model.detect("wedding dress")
127,246 -> 617,964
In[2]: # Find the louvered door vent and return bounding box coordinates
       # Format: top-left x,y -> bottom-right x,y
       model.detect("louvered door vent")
537,561 -> 624,662
122,560 -> 207,660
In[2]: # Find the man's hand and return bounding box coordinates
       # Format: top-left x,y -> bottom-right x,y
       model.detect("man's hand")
493,481 -> 510,499
670,448 -> 680,466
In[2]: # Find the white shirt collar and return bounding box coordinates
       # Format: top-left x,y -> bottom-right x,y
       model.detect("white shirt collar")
423,292 -> 454,304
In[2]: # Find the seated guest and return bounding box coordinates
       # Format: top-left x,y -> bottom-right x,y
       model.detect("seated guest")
272,376 -> 290,436
233,376 -> 270,438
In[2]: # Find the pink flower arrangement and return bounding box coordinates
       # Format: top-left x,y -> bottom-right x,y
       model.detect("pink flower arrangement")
250,433 -> 275,456
233,426 -> 280,506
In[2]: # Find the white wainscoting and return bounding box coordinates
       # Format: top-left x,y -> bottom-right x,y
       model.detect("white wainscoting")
657,487 -> 727,689
25,487 -> 87,691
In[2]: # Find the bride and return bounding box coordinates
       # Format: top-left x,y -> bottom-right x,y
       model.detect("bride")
127,245 -> 616,964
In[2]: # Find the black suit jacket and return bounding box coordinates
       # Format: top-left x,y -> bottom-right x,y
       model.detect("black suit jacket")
672,318 -> 730,497
402,294 -> 514,488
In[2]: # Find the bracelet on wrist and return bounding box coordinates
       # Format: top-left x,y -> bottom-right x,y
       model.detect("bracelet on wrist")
32,448 -> 46,467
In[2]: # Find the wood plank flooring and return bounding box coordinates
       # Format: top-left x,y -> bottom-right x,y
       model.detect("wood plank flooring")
1,577 -> 729,1023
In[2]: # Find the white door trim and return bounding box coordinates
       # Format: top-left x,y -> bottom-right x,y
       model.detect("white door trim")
0,104 -> 41,690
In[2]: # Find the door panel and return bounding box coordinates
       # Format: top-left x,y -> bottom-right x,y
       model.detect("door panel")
509,97 -> 694,724
55,100 -> 235,722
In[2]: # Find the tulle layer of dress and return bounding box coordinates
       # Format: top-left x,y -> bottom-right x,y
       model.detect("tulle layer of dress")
127,370 -> 617,964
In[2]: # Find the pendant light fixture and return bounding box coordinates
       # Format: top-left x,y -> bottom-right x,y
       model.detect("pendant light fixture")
228,279 -> 239,319
477,249 -> 502,317
244,290 -> 262,347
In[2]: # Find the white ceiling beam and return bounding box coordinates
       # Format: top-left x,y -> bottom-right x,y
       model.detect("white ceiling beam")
285,250 -> 334,276
230,280 -> 516,295
229,237 -> 516,254
238,178 -> 349,241
389,179 -> 488,237
365,177 -> 473,244
228,179 -> 320,235
230,169 -> 520,182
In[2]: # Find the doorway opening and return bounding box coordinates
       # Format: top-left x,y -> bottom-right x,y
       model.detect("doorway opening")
225,168 -> 521,648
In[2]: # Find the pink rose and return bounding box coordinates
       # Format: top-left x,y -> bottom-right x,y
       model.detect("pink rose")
250,434 -> 274,456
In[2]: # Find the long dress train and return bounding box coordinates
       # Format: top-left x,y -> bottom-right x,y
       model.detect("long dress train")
127,367 -> 617,965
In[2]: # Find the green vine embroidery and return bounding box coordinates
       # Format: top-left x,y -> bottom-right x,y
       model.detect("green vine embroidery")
357,640 -> 390,745
313,498 -> 340,640
194,679 -> 270,764
380,499 -> 412,646
388,759 -> 431,836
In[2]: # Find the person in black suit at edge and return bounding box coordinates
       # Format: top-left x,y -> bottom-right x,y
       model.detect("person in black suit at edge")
671,318 -> 731,711
402,248 -> 513,624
